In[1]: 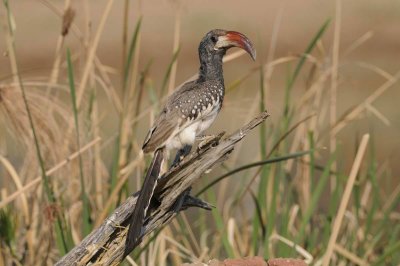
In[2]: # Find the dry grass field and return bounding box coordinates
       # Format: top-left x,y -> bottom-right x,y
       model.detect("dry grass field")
0,0 -> 399,265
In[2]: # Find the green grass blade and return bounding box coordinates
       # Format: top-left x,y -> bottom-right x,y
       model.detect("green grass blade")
254,64 -> 268,254
3,0 -> 70,254
286,19 -> 331,93
267,114 -> 315,158
308,131 -> 315,193
265,166 -> 279,255
3,0 -> 54,206
147,81 -> 159,107
123,17 -> 142,92
67,48 -> 91,236
0,208 -> 15,249
226,66 -> 261,92
296,152 -> 336,243
196,151 -> 311,196
372,240 -> 400,266
207,190 -> 235,258
282,19 -> 330,126
250,191 -> 266,238
109,136 -> 121,196
133,230 -> 162,260
110,17 -> 142,206
132,59 -> 153,132
160,47 -> 181,97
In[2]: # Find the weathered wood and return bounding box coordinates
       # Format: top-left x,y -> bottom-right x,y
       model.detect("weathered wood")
55,111 -> 269,266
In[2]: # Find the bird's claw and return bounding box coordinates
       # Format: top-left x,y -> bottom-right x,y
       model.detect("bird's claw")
196,132 -> 225,152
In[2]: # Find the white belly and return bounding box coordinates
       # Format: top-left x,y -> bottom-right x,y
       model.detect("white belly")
165,108 -> 218,151
197,108 -> 218,133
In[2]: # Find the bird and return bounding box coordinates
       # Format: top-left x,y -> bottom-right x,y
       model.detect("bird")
125,29 -> 256,253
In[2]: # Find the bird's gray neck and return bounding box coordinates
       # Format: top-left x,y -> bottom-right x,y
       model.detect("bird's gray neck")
198,51 -> 224,82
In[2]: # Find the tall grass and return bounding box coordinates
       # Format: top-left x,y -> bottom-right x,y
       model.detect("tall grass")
0,1 -> 399,265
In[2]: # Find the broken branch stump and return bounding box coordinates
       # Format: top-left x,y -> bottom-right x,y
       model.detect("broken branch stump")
55,111 -> 269,266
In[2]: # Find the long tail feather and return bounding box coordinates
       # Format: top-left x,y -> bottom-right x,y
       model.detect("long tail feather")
125,148 -> 164,254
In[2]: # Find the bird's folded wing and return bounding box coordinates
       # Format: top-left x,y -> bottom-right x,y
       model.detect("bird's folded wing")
142,80 -> 199,153
142,110 -> 180,153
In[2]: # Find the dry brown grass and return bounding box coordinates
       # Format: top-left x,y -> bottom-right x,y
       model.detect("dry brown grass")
0,0 -> 399,265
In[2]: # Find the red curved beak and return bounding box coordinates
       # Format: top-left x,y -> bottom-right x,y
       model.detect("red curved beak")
215,31 -> 256,61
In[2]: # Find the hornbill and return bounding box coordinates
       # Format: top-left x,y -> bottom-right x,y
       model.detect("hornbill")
125,29 -> 256,252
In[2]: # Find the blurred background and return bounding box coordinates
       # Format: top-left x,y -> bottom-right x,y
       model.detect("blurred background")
1,0 -> 400,170
0,0 -> 399,265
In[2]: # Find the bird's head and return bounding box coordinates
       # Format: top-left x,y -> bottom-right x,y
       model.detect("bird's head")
199,29 -> 256,61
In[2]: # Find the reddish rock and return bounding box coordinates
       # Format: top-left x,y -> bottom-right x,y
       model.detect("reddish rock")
223,256 -> 267,266
267,258 -> 307,266
183,257 -> 306,266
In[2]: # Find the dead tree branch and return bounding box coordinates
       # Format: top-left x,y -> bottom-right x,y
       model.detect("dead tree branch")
55,111 -> 269,266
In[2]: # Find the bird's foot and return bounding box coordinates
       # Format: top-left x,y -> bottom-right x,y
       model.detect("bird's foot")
171,144 -> 192,168
197,132 -> 225,151
196,134 -> 216,141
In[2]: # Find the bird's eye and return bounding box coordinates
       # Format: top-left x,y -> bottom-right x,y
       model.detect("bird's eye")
211,35 -> 218,43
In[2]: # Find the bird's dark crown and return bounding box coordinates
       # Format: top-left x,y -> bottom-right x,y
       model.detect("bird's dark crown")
197,29 -> 256,82
198,29 -> 228,56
